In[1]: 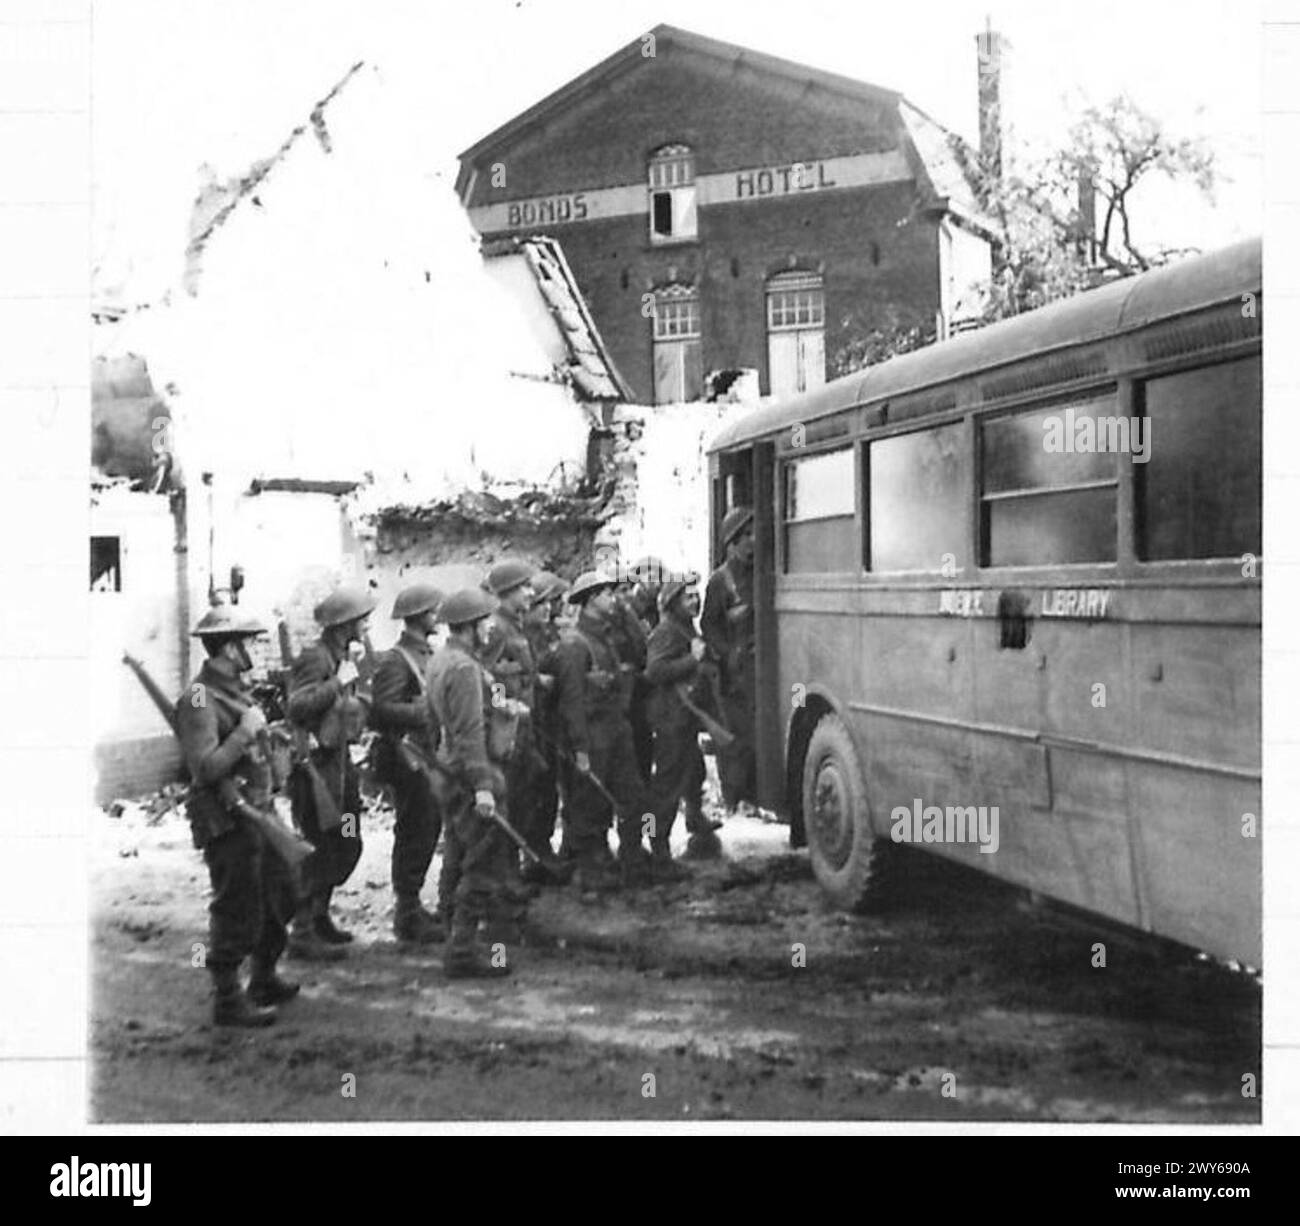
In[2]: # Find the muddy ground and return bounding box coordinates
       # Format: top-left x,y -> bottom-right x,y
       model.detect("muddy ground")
90,783 -> 1260,1124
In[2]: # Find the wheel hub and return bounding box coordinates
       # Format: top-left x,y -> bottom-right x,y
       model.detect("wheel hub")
811,760 -> 853,869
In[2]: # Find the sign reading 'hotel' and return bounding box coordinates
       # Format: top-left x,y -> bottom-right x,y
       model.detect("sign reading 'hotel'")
470,149 -> 910,235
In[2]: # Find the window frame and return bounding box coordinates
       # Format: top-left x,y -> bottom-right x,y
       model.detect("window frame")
648,145 -> 697,244
864,418 -> 972,576
766,272 -> 827,398
779,442 -> 859,575
1131,353 -> 1262,568
975,387 -> 1123,572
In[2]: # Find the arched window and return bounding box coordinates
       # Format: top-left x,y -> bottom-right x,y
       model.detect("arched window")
651,283 -> 702,404
766,270 -> 825,397
648,145 -> 697,243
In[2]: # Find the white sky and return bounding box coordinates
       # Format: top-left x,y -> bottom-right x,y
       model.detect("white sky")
93,0 -> 1267,296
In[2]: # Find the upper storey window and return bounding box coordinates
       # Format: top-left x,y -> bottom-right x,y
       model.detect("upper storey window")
648,145 -> 697,243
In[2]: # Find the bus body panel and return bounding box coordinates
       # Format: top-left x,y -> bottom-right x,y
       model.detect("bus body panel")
716,239 -> 1261,964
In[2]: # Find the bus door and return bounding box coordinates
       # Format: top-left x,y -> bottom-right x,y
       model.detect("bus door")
710,443 -> 782,811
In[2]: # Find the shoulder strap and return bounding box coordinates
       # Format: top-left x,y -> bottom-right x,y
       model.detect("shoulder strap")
394,645 -> 428,695
722,561 -> 738,603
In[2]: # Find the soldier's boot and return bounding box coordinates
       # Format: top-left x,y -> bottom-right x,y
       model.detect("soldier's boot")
312,887 -> 353,944
685,800 -> 721,836
502,874 -> 540,905
444,915 -> 511,979
572,851 -> 618,894
394,894 -> 445,945
650,836 -> 692,882
247,954 -> 301,1007
287,901 -> 347,962
617,845 -> 654,887
683,827 -> 724,861
211,964 -> 277,1028
521,844 -> 570,885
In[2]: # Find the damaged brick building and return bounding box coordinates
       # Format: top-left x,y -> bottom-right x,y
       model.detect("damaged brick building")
457,23 -> 997,405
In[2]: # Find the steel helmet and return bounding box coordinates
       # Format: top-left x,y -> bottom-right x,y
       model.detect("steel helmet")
313,585 -> 377,628
529,571 -> 567,606
485,559 -> 535,597
391,583 -> 443,620
721,506 -> 755,547
627,555 -> 667,586
658,573 -> 700,612
439,587 -> 497,627
190,604 -> 268,638
567,570 -> 617,605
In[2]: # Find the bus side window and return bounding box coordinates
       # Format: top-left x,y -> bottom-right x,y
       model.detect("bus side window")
980,397 -> 1118,567
782,447 -> 856,572
867,423 -> 965,572
1136,356 -> 1261,562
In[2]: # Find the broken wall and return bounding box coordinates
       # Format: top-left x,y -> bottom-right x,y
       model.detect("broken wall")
90,486 -> 186,802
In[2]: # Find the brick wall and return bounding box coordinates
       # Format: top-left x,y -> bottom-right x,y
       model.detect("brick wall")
497,183 -> 938,402
465,48 -> 899,198
463,44 -> 945,402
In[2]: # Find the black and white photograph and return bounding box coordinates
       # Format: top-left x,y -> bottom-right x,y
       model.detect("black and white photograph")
24,0 -> 1279,1130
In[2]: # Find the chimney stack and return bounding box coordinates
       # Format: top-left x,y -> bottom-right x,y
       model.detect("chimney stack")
975,17 -> 1003,180
1076,164 -> 1098,265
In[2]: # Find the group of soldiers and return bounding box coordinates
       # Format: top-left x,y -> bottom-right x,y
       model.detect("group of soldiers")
174,506 -> 758,1027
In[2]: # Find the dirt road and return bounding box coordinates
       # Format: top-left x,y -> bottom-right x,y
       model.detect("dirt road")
90,793 -> 1260,1123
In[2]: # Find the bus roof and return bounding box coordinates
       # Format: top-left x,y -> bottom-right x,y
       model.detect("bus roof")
707,237 -> 1261,454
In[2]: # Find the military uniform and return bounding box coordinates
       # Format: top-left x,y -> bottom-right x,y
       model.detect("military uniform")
554,606 -> 649,880
610,593 -> 655,785
177,652 -> 293,1024
371,627 -> 443,928
481,604 -> 538,830
523,610 -> 565,862
645,606 -> 711,858
701,556 -> 756,808
428,634 -> 513,974
286,636 -> 367,932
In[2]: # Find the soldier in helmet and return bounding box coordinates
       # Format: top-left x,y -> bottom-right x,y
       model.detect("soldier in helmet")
553,571 -> 652,889
428,588 -> 517,978
646,574 -> 720,867
626,555 -> 666,631
521,571 -> 570,878
371,582 -> 445,944
621,556 -> 665,783
285,584 -> 376,959
479,560 -> 540,903
701,506 -> 757,814
176,605 -> 297,1026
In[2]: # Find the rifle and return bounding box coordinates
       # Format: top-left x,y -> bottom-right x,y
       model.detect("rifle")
394,733 -> 465,813
486,807 -> 542,867
121,651 -> 314,896
398,732 -> 571,877
529,720 -> 620,809
675,682 -> 735,749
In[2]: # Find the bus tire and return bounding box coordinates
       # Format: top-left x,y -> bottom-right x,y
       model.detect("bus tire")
802,714 -> 879,911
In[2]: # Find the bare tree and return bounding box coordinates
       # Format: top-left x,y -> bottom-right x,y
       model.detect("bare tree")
1057,96 -> 1218,274
976,95 -> 1219,319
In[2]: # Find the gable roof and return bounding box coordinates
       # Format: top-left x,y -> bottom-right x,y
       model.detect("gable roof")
458,24 -> 902,166
456,24 -> 985,227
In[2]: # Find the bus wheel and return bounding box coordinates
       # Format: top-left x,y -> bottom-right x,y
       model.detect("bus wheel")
803,714 -> 878,911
